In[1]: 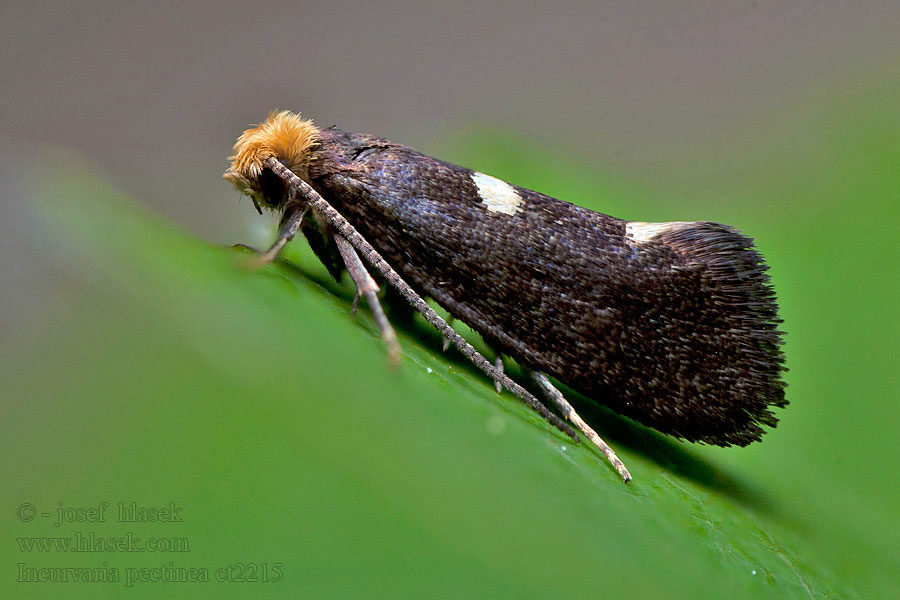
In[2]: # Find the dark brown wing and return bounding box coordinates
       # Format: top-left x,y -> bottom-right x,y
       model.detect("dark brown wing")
307,129 -> 786,446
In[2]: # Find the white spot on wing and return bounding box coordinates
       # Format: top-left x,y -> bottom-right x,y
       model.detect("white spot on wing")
470,172 -> 523,215
625,221 -> 693,243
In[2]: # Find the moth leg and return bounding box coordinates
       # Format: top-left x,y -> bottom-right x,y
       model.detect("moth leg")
441,316 -> 455,352
300,206 -> 345,281
333,233 -> 402,367
493,354 -> 504,394
527,370 -> 632,483
247,203 -> 308,267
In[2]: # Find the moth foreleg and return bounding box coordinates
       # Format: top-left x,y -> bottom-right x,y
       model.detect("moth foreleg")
249,203 -> 308,267
333,233 -> 402,366
527,370 -> 632,483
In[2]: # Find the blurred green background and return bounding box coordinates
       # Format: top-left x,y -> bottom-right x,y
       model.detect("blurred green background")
2,3 -> 898,598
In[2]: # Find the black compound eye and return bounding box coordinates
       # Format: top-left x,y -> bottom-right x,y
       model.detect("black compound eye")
257,168 -> 286,207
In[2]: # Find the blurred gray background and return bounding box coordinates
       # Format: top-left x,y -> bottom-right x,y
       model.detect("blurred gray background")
1,1 -> 897,325
3,1 -> 898,231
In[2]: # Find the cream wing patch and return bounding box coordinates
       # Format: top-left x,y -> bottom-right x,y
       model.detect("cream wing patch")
625,221 -> 693,243
470,172 -> 523,215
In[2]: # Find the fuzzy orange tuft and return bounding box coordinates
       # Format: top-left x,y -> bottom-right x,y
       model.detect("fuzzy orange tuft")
224,111 -> 320,185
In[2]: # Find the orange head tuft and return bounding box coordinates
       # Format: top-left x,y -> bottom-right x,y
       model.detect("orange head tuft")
224,110 -> 320,210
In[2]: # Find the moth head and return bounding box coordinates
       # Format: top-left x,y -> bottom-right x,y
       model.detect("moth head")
224,110 -> 320,211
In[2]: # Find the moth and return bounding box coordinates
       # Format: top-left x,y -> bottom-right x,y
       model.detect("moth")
224,111 -> 786,482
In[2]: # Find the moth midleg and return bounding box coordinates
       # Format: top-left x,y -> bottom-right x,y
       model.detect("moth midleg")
333,233 -> 402,366
441,316 -> 455,352
527,370 -> 632,482
300,208 -> 345,281
266,158 -> 580,444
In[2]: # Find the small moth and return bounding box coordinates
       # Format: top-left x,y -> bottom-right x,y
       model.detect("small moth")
225,111 -> 786,482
